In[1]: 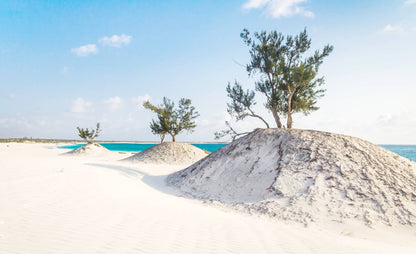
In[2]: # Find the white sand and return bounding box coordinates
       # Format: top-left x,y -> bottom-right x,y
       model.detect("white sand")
169,129 -> 416,227
124,142 -> 207,164
1,143 -> 416,253
64,142 -> 112,156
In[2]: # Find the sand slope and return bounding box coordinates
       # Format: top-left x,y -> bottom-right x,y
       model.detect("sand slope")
64,142 -> 111,156
123,142 -> 207,164
1,143 -> 416,253
168,129 -> 416,226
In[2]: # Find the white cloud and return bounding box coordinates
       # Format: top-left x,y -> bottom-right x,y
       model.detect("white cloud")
382,24 -> 405,33
8,93 -> 15,99
99,34 -> 132,48
404,0 -> 416,6
71,97 -> 93,113
71,44 -> 98,57
132,94 -> 151,109
243,0 -> 314,18
104,96 -> 123,110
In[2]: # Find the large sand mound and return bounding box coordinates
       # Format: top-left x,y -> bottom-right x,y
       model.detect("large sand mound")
64,142 -> 111,156
123,142 -> 207,165
168,129 -> 416,226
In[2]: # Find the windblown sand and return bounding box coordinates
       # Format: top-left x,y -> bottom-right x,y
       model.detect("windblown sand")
1,142 -> 416,253
64,142 -> 111,156
168,129 -> 416,226
123,142 -> 207,164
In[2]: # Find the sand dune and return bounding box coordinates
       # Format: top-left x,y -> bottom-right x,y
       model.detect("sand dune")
1,143 -> 416,253
63,142 -> 112,156
123,142 -> 207,164
169,129 -> 416,226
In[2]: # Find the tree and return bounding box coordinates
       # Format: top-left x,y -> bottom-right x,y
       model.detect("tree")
77,123 -> 101,143
149,120 -> 167,143
226,81 -> 270,128
240,28 -> 333,128
143,97 -> 199,142
214,121 -> 250,141
143,100 -> 168,143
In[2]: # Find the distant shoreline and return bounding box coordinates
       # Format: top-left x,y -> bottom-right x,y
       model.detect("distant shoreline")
0,138 -> 229,144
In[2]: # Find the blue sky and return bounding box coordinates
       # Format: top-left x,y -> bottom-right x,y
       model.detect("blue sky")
1,0 -> 416,143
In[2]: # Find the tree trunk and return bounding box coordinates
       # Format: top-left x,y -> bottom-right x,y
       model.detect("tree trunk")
171,135 -> 176,142
271,108 -> 283,128
160,133 -> 165,143
287,92 -> 294,129
287,113 -> 293,129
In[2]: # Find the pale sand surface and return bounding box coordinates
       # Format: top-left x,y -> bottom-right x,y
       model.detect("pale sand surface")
169,129 -> 416,226
1,143 -> 416,253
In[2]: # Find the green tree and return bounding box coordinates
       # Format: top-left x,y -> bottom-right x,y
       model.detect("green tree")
77,123 -> 101,143
240,28 -> 333,128
226,81 -> 270,128
143,97 -> 199,142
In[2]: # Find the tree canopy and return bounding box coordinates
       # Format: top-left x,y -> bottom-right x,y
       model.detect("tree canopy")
143,97 -> 199,142
218,28 -> 333,139
77,123 -> 101,143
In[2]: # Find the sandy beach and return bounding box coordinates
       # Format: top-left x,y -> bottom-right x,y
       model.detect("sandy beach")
1,142 -> 416,253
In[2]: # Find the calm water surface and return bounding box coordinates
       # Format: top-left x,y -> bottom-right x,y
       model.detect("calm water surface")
59,143 -> 227,153
59,143 -> 416,162
380,145 -> 416,162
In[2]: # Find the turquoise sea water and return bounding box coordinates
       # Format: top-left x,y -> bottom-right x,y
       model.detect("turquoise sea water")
59,143 -> 227,153
59,143 -> 416,162
380,145 -> 416,162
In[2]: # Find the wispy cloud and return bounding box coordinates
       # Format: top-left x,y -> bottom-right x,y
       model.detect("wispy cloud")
71,44 -> 98,57
99,34 -> 132,48
132,94 -> 151,109
404,0 -> 416,6
104,96 -> 123,110
243,0 -> 314,18
382,24 -> 405,34
71,97 -> 93,113
8,93 -> 15,99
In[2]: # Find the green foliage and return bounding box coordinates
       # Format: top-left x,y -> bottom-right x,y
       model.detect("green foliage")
217,28 -> 332,140
241,28 -> 333,128
226,81 -> 269,128
77,123 -> 101,143
143,97 -> 199,142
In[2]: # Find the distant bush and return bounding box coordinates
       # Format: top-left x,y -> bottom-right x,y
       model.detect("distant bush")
77,123 -> 101,143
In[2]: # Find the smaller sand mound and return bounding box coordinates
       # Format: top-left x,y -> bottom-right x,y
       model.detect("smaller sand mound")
64,143 -> 111,156
123,142 -> 207,165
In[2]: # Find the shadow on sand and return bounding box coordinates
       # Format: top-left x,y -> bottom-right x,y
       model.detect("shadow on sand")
85,163 -> 183,196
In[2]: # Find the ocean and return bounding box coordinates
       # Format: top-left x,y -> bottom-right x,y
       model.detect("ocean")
380,145 -> 416,162
59,143 -> 416,162
59,143 -> 227,153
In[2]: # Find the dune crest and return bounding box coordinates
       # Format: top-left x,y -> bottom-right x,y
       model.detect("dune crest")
168,128 -> 416,226
123,142 -> 207,165
64,143 -> 111,156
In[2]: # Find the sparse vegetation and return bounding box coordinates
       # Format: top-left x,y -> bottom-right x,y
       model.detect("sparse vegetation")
143,97 -> 199,142
76,123 -> 101,143
217,28 -> 333,140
